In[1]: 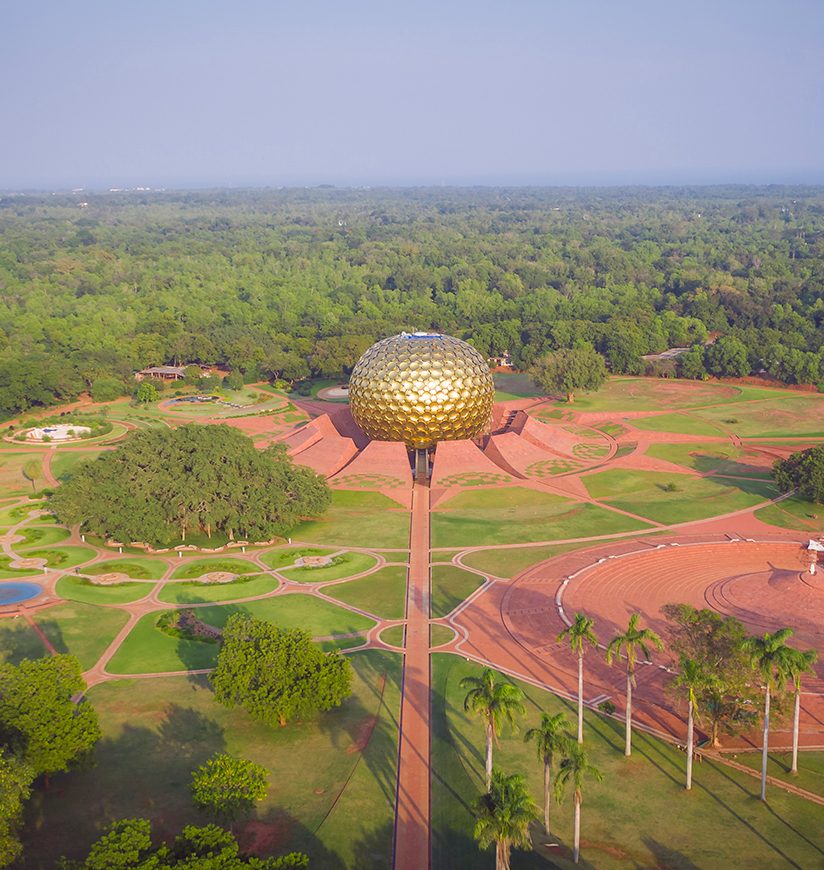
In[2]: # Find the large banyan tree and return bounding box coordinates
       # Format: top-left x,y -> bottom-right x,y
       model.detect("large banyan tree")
51,424 -> 330,545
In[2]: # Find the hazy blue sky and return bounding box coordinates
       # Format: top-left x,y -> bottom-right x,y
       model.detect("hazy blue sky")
2,0 -> 822,188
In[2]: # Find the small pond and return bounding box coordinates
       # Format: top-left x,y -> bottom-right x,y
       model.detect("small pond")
0,582 -> 42,605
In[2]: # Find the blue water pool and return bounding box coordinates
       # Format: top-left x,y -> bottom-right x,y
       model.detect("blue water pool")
0,583 -> 42,605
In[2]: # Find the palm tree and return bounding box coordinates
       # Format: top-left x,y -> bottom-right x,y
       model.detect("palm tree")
673,656 -> 707,790
744,628 -> 796,801
557,613 -> 598,743
785,647 -> 818,775
474,768 -> 538,870
460,668 -> 526,790
606,612 -> 664,757
554,743 -> 603,864
524,711 -> 572,835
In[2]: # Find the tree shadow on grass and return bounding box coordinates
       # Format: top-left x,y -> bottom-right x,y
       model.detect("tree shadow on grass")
0,616 -> 58,663
23,701 -> 226,866
642,838 -> 700,869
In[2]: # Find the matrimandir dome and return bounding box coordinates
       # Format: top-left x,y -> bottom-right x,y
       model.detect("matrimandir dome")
348,332 -> 495,450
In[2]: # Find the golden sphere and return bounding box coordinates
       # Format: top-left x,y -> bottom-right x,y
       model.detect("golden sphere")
349,332 -> 494,449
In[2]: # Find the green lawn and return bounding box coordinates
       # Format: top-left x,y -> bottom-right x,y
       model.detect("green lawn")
630,412 -> 726,437
280,551 -> 378,584
0,618 -> 50,664
23,650 -> 401,869
430,565 -> 484,618
293,491 -> 410,548
21,546 -> 96,569
755,494 -> 824,533
50,450 -> 103,481
0,555 -> 39,580
259,546 -> 336,570
34,603 -> 129,669
0,502 -> 43,525
582,469 -> 777,525
169,557 -> 258,580
645,442 -> 773,479
84,558 -> 168,580
431,487 -> 649,548
157,573 -> 279,604
734,749 -> 824,799
692,396 -> 824,437
14,525 -> 70,548
430,625 -> 455,647
458,541 -> 598,579
56,576 -> 151,605
109,597 -> 376,675
432,654 -> 824,870
380,625 -> 405,647
325,566 -> 407,620
0,452 -> 46,496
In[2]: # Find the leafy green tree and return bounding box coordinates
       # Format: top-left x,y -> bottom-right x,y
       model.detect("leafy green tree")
603,324 -> 645,375
705,336 -> 750,378
191,753 -> 268,823
0,655 -> 99,781
678,345 -> 708,380
211,615 -> 352,728
554,744 -> 603,865
530,346 -> 607,403
223,370 -> 244,391
662,604 -> 757,746
134,382 -> 159,404
21,459 -> 40,492
90,377 -> 126,403
672,656 -> 707,790
773,445 -> 824,503
523,712 -> 571,835
744,628 -> 796,801
0,754 -> 33,866
557,614 -> 599,743
785,648 -> 817,775
606,613 -> 664,756
57,819 -> 309,869
460,668 -> 526,789
473,769 -> 538,870
51,425 -> 329,545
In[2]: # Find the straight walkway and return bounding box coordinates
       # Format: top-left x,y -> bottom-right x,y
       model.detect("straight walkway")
393,480 -> 431,870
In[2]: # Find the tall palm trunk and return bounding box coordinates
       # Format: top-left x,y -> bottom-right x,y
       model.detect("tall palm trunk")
577,651 -> 584,743
624,668 -> 633,756
496,837 -> 510,870
485,720 -> 494,790
543,759 -> 551,834
791,683 -> 801,775
573,791 -> 581,864
760,684 -> 771,801
686,697 -> 694,790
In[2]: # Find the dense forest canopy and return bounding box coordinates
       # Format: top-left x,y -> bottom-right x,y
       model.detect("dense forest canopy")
1,185 -> 823,419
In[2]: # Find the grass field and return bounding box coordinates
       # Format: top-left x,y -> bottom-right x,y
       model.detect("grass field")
692,396 -> 824,437
734,749 -> 824,799
379,625 -> 405,647
109,596 -> 375,675
430,565 -> 484,618
293,491 -> 410,548
755,494 -> 824,533
14,525 -> 70,548
430,625 -> 455,647
157,573 -> 279,604
23,651 -> 402,869
34,603 -> 129,669
431,487 -> 649,548
20,546 -> 96,569
259,546 -> 336,570
582,469 -> 777,524
0,556 -> 39,580
325,565 -> 407,619
0,618 -> 50,664
0,502 -> 43,526
56,576 -> 150,605
644,442 -> 773,478
84,558 -> 168,580
0,452 -> 46,495
50,450 -> 103,481
431,654 -> 824,869
458,541 -> 601,579
169,557 -> 258,580
280,551 -> 378,584
629,412 -> 726,437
